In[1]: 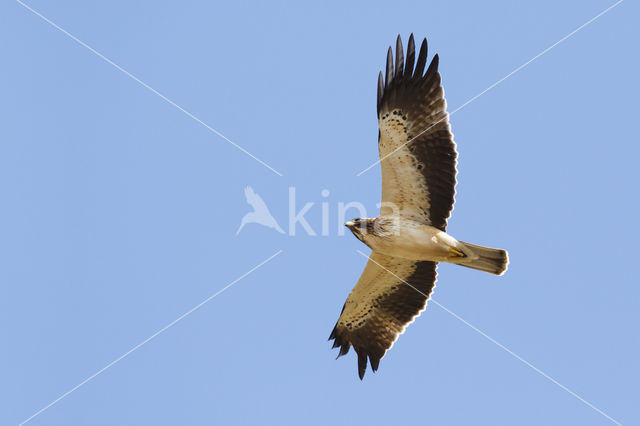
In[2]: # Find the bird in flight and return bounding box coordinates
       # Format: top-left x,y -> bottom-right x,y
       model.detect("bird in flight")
236,186 -> 285,235
330,34 -> 509,379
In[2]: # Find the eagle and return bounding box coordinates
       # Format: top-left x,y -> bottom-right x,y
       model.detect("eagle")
329,34 -> 509,379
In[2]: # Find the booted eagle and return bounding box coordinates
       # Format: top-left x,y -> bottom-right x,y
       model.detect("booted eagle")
330,34 -> 509,379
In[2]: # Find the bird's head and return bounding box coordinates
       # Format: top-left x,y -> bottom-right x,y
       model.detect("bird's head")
345,218 -> 376,242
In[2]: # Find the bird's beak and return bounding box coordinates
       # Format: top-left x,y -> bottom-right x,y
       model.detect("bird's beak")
345,221 -> 355,228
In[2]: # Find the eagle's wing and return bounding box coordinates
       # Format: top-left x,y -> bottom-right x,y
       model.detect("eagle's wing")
329,252 -> 437,379
377,35 -> 457,231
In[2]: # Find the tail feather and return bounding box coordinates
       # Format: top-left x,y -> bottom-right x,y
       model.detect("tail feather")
458,241 -> 509,275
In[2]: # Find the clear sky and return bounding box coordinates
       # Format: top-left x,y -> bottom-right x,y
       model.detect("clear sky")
2,1 -> 638,425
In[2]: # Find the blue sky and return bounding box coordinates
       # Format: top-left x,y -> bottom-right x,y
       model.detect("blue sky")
1,1 -> 638,425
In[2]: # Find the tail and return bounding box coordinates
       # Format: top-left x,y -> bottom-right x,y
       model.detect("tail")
457,241 -> 509,275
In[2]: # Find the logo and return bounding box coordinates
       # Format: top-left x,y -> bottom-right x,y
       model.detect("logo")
236,186 -> 285,235
237,186 -> 397,237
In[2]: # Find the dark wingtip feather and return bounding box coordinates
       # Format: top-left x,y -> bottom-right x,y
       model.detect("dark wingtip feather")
405,34 -> 416,77
328,327 -> 336,340
369,355 -> 380,372
425,53 -> 439,77
357,350 -> 367,380
385,46 -> 393,89
414,37 -> 428,77
338,343 -> 350,358
377,71 -> 383,112
395,35 -> 404,78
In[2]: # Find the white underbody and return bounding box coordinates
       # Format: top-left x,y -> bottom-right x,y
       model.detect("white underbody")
364,216 -> 478,265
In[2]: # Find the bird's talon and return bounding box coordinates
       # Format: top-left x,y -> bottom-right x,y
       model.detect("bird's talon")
449,247 -> 466,258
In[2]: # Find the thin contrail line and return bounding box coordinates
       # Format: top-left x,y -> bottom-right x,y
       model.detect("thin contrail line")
16,0 -> 283,177
429,299 -> 622,425
357,250 -> 622,425
18,250 -> 283,426
356,0 -> 624,176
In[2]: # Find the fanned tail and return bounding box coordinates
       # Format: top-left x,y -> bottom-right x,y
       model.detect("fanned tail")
457,241 -> 509,275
